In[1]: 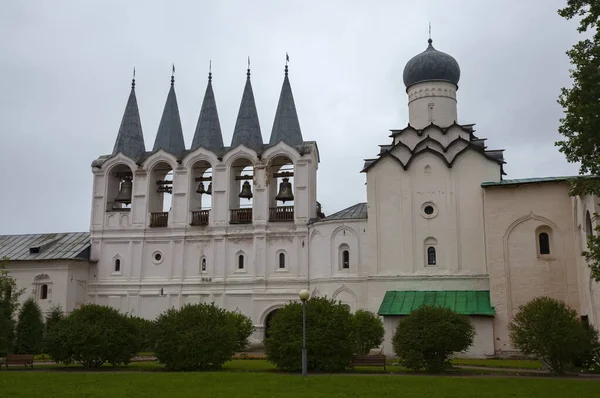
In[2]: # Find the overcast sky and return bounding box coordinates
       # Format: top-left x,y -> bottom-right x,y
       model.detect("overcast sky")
0,0 -> 583,235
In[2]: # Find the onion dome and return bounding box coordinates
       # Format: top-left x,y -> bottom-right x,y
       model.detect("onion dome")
403,39 -> 460,89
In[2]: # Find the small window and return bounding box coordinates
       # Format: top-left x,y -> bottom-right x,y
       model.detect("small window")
40,284 -> 48,300
238,255 -> 244,270
342,250 -> 350,269
154,252 -> 162,262
115,259 -> 121,272
279,253 -> 285,269
586,211 -> 593,238
427,247 -> 436,265
539,232 -> 550,255
201,258 -> 207,272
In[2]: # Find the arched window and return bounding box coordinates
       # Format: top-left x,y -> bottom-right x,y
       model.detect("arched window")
201,258 -> 207,272
279,253 -> 285,269
427,247 -> 436,265
114,258 -> 121,272
342,250 -> 350,269
238,254 -> 244,270
586,211 -> 593,238
539,232 -> 550,255
40,284 -> 48,300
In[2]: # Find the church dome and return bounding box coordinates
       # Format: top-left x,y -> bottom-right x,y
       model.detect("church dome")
403,39 -> 461,89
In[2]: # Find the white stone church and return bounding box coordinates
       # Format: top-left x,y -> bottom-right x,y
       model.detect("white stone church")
2,39 -> 600,358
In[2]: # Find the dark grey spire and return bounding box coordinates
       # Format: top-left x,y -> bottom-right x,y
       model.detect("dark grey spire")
191,67 -> 224,152
269,64 -> 303,146
112,73 -> 146,159
231,65 -> 263,152
153,68 -> 186,154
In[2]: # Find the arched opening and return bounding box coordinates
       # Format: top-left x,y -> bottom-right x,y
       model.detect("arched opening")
149,161 -> 173,227
278,252 -> 286,269
264,309 -> 280,340
586,211 -> 593,238
190,160 -> 212,226
106,164 -> 133,212
268,155 -> 295,222
424,237 -> 438,267
427,247 -> 436,265
238,254 -> 245,270
114,258 -> 121,272
339,244 -> 350,269
201,257 -> 207,273
230,158 -> 254,224
40,284 -> 48,300
538,232 -> 550,255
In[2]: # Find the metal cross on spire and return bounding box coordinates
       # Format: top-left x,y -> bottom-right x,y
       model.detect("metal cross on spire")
132,66 -> 136,89
171,63 -> 175,86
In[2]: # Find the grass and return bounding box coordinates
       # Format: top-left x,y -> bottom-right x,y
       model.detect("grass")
1,371 -> 600,397
451,358 -> 543,370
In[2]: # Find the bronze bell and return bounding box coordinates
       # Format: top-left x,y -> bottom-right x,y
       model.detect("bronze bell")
206,182 -> 212,196
275,178 -> 294,203
114,177 -> 133,204
196,182 -> 206,195
239,181 -> 253,199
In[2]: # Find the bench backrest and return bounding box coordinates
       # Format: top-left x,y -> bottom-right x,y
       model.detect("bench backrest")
352,355 -> 386,363
6,354 -> 34,362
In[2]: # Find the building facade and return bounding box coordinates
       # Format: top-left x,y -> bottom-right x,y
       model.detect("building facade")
3,39 -> 600,358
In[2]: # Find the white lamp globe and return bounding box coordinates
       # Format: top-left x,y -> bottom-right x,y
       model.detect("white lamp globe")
299,289 -> 310,301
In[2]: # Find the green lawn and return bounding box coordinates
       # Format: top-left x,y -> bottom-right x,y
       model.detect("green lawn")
451,358 -> 543,369
1,371 -> 599,397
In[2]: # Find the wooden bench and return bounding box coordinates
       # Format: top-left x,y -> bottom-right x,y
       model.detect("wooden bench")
351,355 -> 386,371
0,354 -> 34,369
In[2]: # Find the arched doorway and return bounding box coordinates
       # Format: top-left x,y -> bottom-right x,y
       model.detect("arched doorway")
264,309 -> 280,340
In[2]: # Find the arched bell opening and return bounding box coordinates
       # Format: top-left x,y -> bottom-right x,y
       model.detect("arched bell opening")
190,160 -> 212,226
268,155 -> 294,222
107,164 -> 134,212
148,161 -> 173,227
230,158 -> 254,224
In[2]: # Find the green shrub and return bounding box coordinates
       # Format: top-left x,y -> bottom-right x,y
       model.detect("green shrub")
228,311 -> 255,352
128,316 -> 156,352
43,305 -> 64,353
351,309 -> 384,355
265,296 -> 354,372
13,298 -> 44,354
0,260 -> 24,356
44,304 -> 139,367
154,303 -> 237,371
392,305 -> 475,372
509,296 -> 599,373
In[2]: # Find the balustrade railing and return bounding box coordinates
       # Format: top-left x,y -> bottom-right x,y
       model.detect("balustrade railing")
150,212 -> 168,227
230,208 -> 252,224
191,210 -> 210,226
269,206 -> 294,222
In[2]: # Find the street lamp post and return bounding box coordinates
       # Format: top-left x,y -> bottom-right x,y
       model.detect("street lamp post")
299,289 -> 310,376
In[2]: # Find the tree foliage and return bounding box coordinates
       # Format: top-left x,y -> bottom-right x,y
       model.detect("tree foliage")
557,1 -> 600,279
392,306 -> 475,373
227,311 -> 255,352
44,304 -> 139,367
0,257 -> 24,356
43,305 -> 64,353
128,316 -> 156,353
509,296 -> 598,373
13,298 -> 44,354
351,309 -> 385,355
265,296 -> 354,372
154,303 -> 238,371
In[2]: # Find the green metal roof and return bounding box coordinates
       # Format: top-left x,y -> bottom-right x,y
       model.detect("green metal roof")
377,290 -> 495,316
481,175 -> 598,187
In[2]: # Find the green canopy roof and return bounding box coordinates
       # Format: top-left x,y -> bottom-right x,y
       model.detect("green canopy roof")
377,290 -> 495,316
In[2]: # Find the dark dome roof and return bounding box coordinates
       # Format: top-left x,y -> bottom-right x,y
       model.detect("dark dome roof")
403,39 -> 460,89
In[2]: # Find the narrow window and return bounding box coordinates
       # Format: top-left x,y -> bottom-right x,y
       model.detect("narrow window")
427,247 -> 436,265
115,259 -> 121,272
539,232 -> 550,255
40,284 -> 48,300
586,211 -> 593,238
279,253 -> 285,269
201,258 -> 207,272
342,250 -> 350,269
238,255 -> 244,270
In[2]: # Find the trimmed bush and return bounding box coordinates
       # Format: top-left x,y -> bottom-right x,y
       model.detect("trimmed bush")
265,296 -> 354,372
0,261 -> 24,356
13,298 -> 44,354
509,296 -> 599,373
128,316 -> 156,352
351,309 -> 384,355
44,304 -> 140,367
228,311 -> 255,352
154,303 -> 238,371
392,305 -> 475,372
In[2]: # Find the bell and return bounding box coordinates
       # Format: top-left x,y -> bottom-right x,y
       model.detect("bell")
196,182 -> 206,195
275,178 -> 294,203
239,181 -> 253,199
114,177 -> 132,204
206,182 -> 212,196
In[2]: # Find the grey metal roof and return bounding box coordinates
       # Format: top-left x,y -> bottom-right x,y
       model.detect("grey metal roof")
0,232 -> 90,262
231,71 -> 264,153
481,176 -> 597,187
153,78 -> 186,155
403,39 -> 461,89
191,74 -> 224,152
321,203 -> 368,221
269,67 -> 303,146
112,81 -> 146,159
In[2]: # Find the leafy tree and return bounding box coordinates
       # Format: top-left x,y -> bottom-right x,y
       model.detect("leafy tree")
557,1 -> 600,279
128,316 -> 157,353
43,305 -> 64,354
44,304 -> 140,367
0,257 -> 24,356
509,296 -> 598,373
351,309 -> 385,355
392,306 -> 475,373
13,298 -> 44,354
227,311 -> 255,352
265,296 -> 354,372
154,303 -> 238,371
